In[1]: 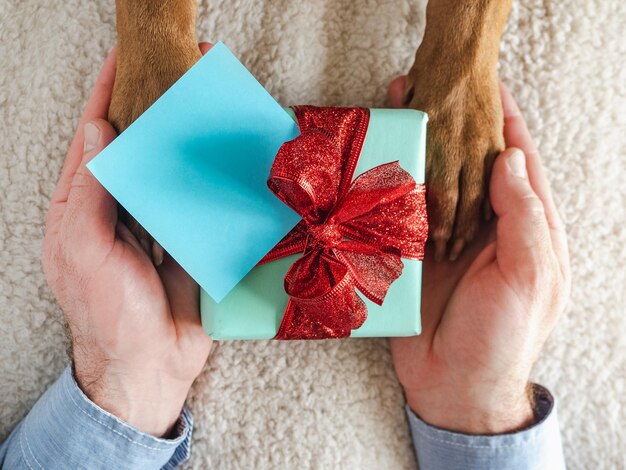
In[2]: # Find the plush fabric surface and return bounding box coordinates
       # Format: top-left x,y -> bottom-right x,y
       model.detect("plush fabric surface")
1,0 -> 624,468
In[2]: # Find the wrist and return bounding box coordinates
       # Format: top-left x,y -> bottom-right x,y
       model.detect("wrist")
405,382 -> 535,435
73,360 -> 192,437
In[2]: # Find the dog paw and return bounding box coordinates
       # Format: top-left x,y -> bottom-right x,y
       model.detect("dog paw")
108,44 -> 201,133
108,43 -> 201,265
404,69 -> 504,261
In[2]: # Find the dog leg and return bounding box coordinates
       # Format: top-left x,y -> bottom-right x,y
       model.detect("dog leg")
110,0 -> 201,264
406,0 -> 512,260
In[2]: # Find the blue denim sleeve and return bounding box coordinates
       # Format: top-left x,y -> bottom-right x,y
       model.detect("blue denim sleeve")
406,384 -> 566,470
0,365 -> 193,470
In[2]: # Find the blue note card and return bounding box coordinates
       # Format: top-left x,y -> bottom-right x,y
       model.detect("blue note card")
87,42 -> 301,302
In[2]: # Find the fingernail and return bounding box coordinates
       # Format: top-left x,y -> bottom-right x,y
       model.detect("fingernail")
84,122 -> 100,153
507,149 -> 527,178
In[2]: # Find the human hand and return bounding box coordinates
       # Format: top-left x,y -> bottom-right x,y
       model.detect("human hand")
42,43 -> 215,437
387,78 -> 571,434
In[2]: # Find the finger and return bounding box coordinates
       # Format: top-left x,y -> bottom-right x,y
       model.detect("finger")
387,75 -> 408,108
158,254 -> 211,344
500,84 -> 569,272
500,84 -> 561,231
48,47 -> 117,221
116,219 -> 144,252
199,42 -> 214,55
60,119 -> 119,255
490,148 -> 554,279
500,84 -> 537,155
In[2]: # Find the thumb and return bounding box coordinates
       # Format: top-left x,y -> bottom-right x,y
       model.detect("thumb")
490,148 -> 552,280
158,254 -> 204,334
61,118 -> 119,251
158,254 -> 212,353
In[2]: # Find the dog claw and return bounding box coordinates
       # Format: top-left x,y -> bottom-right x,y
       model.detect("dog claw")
121,210 -> 165,266
434,238 -> 448,262
449,239 -> 465,261
151,242 -> 165,266
139,236 -> 151,257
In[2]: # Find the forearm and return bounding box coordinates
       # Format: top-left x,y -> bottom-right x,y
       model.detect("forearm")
111,0 -> 201,131
404,380 -> 535,435
419,0 -> 511,60
114,0 -> 200,70
410,0 -> 511,98
115,0 -> 199,42
406,384 -> 566,470
0,365 -> 193,469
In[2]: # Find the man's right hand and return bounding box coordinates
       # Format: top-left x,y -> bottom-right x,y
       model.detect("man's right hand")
388,81 -> 571,434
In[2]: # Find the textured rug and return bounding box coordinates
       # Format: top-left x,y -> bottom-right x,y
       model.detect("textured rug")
1,0 -> 625,468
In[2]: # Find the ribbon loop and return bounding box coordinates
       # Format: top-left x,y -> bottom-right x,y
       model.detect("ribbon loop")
334,241 -> 404,306
268,129 -> 342,224
334,161 -> 415,223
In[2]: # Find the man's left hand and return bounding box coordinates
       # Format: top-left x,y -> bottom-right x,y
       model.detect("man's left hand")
42,44 -> 215,438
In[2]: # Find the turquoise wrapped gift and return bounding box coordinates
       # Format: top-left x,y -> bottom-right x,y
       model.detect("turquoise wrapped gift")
201,107 -> 428,340
85,41 -> 427,340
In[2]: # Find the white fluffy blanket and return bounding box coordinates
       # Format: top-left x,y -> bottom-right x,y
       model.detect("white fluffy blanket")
1,0 -> 625,468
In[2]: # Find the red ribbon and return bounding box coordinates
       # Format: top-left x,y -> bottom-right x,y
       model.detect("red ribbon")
261,106 -> 428,339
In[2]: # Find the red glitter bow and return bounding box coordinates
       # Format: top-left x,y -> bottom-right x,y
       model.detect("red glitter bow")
260,106 -> 427,339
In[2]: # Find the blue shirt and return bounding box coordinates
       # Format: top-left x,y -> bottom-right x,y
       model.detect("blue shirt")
0,365 -> 565,469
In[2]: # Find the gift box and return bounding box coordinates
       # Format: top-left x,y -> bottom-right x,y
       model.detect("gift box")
86,42 -> 428,341
201,106 -> 428,340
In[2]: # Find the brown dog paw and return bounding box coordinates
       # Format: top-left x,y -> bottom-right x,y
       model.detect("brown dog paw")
108,40 -> 201,265
395,0 -> 512,261
404,69 -> 504,261
108,42 -> 201,133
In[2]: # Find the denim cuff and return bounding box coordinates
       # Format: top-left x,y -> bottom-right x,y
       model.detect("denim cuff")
15,364 -> 193,469
406,384 -> 566,470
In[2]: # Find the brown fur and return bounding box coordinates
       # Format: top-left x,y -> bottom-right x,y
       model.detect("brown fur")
406,0 -> 512,260
109,0 -> 201,264
110,0 -> 512,263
